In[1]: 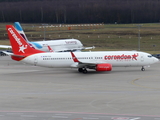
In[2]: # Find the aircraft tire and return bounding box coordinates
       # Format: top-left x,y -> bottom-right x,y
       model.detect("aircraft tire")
78,68 -> 83,72
83,69 -> 88,74
141,67 -> 145,71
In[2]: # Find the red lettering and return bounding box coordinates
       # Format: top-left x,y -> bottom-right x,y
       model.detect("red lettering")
132,53 -> 138,60
104,56 -> 107,60
121,54 -> 124,59
104,53 -> 138,61
108,55 -> 111,60
117,55 -> 121,60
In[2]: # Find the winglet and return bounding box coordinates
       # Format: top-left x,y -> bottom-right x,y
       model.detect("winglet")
47,45 -> 54,52
43,44 -> 54,52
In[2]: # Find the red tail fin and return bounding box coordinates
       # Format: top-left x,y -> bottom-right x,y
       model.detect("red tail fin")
6,25 -> 45,55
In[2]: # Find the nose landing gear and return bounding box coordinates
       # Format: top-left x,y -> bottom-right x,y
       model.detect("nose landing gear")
141,66 -> 145,71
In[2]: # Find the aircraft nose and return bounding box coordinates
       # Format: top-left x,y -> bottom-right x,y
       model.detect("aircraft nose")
153,57 -> 159,63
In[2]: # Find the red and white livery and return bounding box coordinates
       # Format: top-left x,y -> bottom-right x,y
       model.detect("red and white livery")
4,25 -> 159,73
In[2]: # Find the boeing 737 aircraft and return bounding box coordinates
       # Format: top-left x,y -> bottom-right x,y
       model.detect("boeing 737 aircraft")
4,25 -> 159,73
0,22 -> 94,52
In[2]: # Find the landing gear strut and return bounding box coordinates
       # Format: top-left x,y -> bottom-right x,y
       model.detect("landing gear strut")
141,66 -> 145,71
78,68 -> 88,74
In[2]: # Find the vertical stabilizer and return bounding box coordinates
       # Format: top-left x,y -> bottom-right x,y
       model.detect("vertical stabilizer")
14,22 -> 29,42
6,25 -> 44,55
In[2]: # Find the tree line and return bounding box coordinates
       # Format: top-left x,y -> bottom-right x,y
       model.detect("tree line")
0,0 -> 160,23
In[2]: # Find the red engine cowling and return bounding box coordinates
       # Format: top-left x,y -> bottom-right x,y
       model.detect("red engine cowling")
96,63 -> 112,71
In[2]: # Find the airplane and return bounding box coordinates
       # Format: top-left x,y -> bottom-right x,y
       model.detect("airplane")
4,25 -> 159,73
0,22 -> 94,52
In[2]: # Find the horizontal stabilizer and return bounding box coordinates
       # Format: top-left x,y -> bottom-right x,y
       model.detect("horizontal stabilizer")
2,51 -> 25,57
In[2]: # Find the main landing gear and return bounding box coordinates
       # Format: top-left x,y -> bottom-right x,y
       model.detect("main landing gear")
141,66 -> 145,71
78,68 -> 88,74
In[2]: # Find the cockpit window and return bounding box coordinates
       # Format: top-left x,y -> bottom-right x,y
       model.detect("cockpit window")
148,55 -> 152,58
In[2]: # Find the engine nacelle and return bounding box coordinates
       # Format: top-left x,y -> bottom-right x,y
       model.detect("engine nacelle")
96,63 -> 112,71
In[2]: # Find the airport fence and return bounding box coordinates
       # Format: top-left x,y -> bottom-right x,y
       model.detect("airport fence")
36,23 -> 104,31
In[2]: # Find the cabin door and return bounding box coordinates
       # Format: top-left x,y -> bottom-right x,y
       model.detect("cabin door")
34,55 -> 38,66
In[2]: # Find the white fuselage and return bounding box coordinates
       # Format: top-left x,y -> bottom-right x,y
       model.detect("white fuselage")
21,51 -> 159,68
30,39 -> 83,52
0,39 -> 83,52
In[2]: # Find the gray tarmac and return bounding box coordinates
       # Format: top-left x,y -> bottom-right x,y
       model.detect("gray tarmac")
0,56 -> 160,120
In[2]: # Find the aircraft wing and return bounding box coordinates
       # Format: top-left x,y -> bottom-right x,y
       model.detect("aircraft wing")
54,48 -> 81,52
2,51 -> 25,57
83,46 -> 95,50
0,45 -> 12,49
70,52 -> 105,68
69,46 -> 95,51
74,61 -> 105,68
53,46 -> 95,52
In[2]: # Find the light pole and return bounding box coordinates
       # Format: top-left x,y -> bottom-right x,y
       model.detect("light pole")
42,24 -> 48,41
136,25 -> 142,51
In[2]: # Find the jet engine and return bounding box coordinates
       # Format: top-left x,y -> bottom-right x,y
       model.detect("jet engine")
96,63 -> 112,71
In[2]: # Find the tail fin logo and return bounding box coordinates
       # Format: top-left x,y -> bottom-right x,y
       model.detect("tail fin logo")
8,28 -> 27,53
19,45 -> 27,53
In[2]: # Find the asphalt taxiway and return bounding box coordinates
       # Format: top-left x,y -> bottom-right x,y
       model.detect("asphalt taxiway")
0,56 -> 160,120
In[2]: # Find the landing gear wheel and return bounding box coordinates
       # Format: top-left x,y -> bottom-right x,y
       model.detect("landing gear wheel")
78,68 -> 83,72
83,69 -> 88,74
78,68 -> 88,73
141,67 -> 145,71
